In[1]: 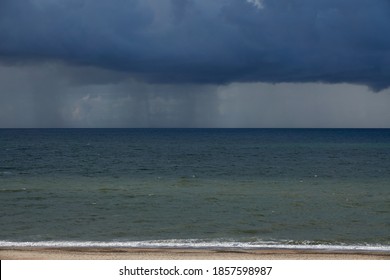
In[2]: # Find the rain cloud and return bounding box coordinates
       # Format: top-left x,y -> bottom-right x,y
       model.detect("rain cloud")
1,0 -> 390,90
1,0 -> 390,128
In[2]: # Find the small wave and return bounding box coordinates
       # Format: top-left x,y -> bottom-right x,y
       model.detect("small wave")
0,239 -> 389,252
0,188 -> 27,193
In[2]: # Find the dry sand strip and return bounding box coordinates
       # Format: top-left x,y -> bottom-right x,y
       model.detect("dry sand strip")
1,247 -> 390,260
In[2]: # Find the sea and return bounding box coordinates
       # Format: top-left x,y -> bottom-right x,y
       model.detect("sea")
0,128 -> 389,252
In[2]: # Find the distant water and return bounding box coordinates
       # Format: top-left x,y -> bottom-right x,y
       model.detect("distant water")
1,129 -> 389,251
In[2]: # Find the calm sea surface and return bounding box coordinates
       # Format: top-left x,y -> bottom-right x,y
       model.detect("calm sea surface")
0,129 -> 389,251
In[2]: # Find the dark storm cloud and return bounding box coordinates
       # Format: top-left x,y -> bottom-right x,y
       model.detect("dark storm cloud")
1,0 -> 390,90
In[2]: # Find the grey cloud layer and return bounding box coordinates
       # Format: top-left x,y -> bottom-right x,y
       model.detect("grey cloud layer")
1,0 -> 390,89
2,63 -> 390,128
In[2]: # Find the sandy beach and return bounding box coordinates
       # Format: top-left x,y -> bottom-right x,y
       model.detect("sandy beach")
1,247 -> 390,260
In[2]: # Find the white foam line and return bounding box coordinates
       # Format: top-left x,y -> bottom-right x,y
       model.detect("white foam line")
1,240 -> 390,252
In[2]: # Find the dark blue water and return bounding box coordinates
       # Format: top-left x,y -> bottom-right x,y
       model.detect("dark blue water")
1,129 -> 389,250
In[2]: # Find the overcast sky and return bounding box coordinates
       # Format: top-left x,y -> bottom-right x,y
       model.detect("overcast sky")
1,0 -> 390,128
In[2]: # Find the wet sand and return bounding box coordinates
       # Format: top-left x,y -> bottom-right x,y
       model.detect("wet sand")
1,247 -> 390,260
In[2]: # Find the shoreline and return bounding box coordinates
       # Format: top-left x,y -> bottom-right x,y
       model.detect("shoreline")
1,247 -> 390,260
